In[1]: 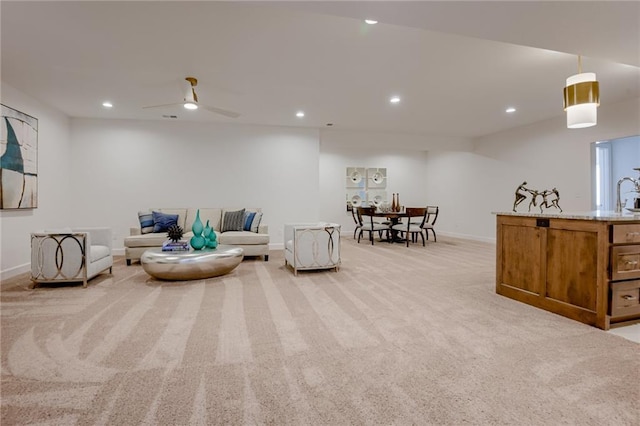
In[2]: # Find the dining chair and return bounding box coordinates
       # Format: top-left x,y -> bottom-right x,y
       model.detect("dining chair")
391,207 -> 427,247
422,205 -> 439,242
350,207 -> 362,239
356,206 -> 390,245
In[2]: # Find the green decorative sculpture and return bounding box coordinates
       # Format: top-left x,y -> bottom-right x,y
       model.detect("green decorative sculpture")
190,209 -> 206,250
204,220 -> 218,248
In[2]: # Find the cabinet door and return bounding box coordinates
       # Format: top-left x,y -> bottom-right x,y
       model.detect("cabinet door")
499,223 -> 543,294
546,228 -> 598,311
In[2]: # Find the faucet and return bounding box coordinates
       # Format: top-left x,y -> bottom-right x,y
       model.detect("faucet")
615,167 -> 640,213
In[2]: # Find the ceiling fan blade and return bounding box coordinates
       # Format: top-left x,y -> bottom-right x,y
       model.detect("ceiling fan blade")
201,105 -> 241,118
142,102 -> 184,109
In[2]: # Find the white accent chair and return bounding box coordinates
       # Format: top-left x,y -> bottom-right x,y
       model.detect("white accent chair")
30,227 -> 113,288
284,223 -> 341,276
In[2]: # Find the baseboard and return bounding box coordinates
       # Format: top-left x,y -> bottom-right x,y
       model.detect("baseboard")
269,243 -> 284,251
438,231 -> 496,244
1,263 -> 30,280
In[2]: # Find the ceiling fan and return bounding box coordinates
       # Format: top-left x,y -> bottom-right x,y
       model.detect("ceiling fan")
143,77 -> 240,118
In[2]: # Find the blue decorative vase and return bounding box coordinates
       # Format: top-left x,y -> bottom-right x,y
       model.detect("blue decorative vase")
190,209 -> 206,250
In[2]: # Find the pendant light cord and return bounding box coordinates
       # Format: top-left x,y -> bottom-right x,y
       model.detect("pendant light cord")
577,55 -> 583,74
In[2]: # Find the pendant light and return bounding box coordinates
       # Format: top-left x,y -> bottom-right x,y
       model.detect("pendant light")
563,55 -> 599,129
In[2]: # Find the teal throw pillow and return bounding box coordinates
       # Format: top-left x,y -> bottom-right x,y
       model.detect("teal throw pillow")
152,211 -> 178,233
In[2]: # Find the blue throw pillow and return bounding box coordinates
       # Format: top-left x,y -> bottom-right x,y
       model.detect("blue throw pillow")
138,211 -> 154,234
250,212 -> 263,233
152,211 -> 178,233
244,211 -> 256,231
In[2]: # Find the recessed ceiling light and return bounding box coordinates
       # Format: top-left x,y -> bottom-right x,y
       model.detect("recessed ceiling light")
390,96 -> 401,104
365,19 -> 378,25
506,107 -> 516,113
296,111 -> 305,118
184,102 -> 198,110
102,101 -> 113,108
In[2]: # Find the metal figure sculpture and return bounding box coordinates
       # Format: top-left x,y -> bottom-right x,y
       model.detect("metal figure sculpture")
512,182 -> 562,213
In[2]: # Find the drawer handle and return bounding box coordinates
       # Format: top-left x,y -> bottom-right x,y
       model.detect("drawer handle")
621,295 -> 638,301
624,260 -> 639,266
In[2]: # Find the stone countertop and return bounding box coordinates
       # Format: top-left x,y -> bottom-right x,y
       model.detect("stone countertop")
492,210 -> 640,221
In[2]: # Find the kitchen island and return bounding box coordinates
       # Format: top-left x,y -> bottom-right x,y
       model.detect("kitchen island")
495,211 -> 640,330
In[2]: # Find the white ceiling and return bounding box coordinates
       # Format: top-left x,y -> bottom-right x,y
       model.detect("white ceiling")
2,1 -> 639,140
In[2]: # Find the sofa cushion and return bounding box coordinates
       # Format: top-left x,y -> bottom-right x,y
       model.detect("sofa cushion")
125,233 -> 168,247
138,211 -> 154,234
152,211 -> 178,233
218,231 -> 270,245
185,208 -> 222,233
90,245 -> 111,262
221,209 -> 245,232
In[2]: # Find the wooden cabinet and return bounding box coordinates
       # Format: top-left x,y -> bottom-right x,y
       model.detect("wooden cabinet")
496,214 -> 640,330
608,223 -> 640,322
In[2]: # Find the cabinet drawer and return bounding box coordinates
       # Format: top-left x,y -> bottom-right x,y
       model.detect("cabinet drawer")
611,245 -> 640,281
609,280 -> 640,318
612,224 -> 640,244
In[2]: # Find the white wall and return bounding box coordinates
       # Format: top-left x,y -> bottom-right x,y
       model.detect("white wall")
1,82 -> 72,277
69,119 -> 320,251
2,81 -> 637,277
319,130 -> 433,235
425,97 -> 640,241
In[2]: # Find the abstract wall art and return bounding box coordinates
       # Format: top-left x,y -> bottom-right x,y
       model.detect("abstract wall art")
1,104 -> 38,209
346,166 -> 387,211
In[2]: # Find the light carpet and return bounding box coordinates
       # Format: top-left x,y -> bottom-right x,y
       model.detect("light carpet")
1,236 -> 638,425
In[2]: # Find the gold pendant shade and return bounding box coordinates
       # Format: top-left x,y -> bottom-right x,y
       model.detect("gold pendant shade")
563,56 -> 600,129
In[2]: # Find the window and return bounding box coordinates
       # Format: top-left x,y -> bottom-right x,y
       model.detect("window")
591,135 -> 640,211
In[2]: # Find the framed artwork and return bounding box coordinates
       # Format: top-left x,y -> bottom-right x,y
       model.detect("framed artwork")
1,104 -> 38,209
367,168 -> 387,189
346,189 -> 367,211
346,166 -> 389,211
367,190 -> 387,207
346,167 -> 366,188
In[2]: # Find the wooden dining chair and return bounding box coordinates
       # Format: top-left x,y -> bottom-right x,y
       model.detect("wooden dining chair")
391,207 -> 427,247
422,205 -> 439,242
350,207 -> 362,239
356,206 -> 390,245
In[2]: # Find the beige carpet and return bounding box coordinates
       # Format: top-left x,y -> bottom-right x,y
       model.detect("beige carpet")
1,236 -> 638,425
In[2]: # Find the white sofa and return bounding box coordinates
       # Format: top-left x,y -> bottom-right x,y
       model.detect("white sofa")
31,227 -> 113,288
125,208 -> 269,265
284,223 -> 341,275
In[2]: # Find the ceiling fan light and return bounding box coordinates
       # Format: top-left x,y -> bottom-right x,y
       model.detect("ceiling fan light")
184,102 -> 198,110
